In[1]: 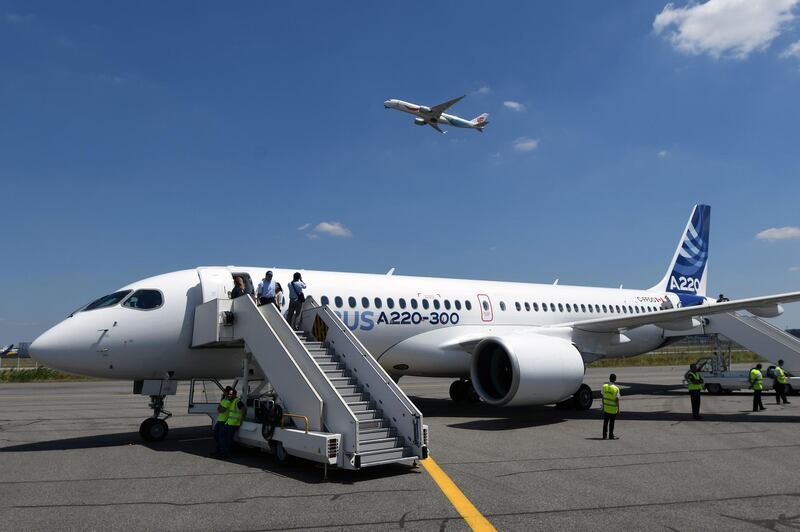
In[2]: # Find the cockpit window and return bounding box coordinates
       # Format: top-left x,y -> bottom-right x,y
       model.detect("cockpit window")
122,289 -> 164,310
82,290 -> 132,312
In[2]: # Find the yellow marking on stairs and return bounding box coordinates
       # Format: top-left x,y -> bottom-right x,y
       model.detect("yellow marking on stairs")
421,457 -> 496,532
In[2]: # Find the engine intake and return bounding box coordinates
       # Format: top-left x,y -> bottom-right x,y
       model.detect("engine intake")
470,334 -> 585,406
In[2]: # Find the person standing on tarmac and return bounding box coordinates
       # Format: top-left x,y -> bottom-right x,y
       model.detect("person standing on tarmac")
602,374 -> 621,440
213,386 -> 233,457
774,359 -> 791,405
750,363 -> 766,411
685,364 -> 704,420
220,389 -> 245,458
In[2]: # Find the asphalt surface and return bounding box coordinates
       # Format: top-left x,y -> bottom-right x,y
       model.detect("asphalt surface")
1,367 -> 799,531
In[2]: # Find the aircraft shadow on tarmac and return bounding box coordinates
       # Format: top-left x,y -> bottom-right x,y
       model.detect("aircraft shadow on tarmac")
0,425 -> 422,485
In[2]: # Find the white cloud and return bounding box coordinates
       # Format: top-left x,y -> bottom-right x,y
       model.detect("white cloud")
756,226 -> 800,241
658,150 -> 669,158
513,137 -> 539,152
503,101 -> 526,112
297,223 -> 310,231
781,40 -> 800,58
472,86 -> 491,95
789,266 -> 800,272
653,0 -> 799,59
314,221 -> 352,237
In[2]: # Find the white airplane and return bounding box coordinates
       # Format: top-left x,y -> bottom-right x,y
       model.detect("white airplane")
29,205 -> 800,434
384,95 -> 489,133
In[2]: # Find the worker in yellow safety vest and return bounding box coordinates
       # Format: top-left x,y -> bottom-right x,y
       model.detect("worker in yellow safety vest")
220,389 -> 245,459
774,359 -> 791,405
750,363 -> 766,412
213,386 -> 233,457
685,363 -> 704,420
601,373 -> 621,440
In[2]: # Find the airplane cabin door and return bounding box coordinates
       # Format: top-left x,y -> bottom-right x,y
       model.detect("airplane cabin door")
477,294 -> 493,322
197,267 -> 233,303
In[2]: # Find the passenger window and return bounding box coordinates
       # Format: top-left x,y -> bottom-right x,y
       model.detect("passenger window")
581,304 -> 586,312
628,306 -> 633,314
411,299 -> 418,309
348,296 -> 356,308
595,305 -> 601,313
533,302 -> 539,311
515,302 -> 521,311
387,298 -> 394,309
616,305 -> 621,313
524,302 -> 530,311
566,303 -> 571,312
635,306 -> 640,314
433,300 -> 441,310
455,300 -> 462,310
588,304 -> 593,313
558,303 -> 564,312
465,300 -> 472,311
542,303 -> 548,312
83,290 -> 132,312
550,303 -> 556,312
335,296 -> 343,308
444,300 -> 451,310
123,289 -> 163,310
602,305 -> 607,313
361,297 -> 369,308
374,297 -> 382,309
422,299 -> 429,310
500,301 -> 506,311
482,300 -> 489,311
622,306 -> 627,314
321,296 -> 329,306
399,298 -> 407,309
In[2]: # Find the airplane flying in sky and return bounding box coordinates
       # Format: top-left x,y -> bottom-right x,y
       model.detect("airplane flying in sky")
29,205 -> 800,435
384,95 -> 489,133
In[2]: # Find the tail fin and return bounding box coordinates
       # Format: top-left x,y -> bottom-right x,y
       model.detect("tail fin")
650,204 -> 710,297
471,113 -> 489,129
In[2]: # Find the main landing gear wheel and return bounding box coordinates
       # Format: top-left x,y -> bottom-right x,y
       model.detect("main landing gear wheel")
572,384 -> 593,410
449,379 -> 480,403
139,418 -> 169,442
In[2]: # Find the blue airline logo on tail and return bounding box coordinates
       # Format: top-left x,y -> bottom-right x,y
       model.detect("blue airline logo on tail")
668,204 -> 710,294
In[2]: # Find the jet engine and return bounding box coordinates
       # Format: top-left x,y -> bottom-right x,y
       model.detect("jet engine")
414,118 -> 426,126
470,334 -> 585,406
746,304 -> 783,318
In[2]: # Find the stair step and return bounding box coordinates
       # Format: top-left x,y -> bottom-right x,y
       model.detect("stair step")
346,401 -> 374,412
317,362 -> 343,370
359,427 -> 396,441
333,384 -> 361,394
324,369 -> 349,378
358,418 -> 389,430
329,377 -> 356,385
358,437 -> 402,452
354,409 -> 381,420
303,342 -> 326,349
358,446 -> 411,466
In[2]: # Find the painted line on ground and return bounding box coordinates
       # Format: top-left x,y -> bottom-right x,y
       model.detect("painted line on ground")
421,456 -> 496,532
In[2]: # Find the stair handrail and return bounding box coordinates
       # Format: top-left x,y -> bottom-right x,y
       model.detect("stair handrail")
300,298 -> 424,451
727,313 -> 800,351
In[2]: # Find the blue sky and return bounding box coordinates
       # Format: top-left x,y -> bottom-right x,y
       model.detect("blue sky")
2,0 -> 800,344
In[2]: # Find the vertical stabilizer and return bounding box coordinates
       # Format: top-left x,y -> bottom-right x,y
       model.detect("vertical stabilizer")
650,204 -> 710,297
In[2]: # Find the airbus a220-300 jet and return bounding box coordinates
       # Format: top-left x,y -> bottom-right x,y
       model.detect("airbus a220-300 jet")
30,205 -> 800,437
384,95 -> 489,133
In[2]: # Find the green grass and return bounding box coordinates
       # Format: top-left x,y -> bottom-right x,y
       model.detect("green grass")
589,349 -> 766,368
0,367 -> 91,382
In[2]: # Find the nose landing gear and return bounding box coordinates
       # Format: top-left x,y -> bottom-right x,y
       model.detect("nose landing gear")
139,394 -> 172,442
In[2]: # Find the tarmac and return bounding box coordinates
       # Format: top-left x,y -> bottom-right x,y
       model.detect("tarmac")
1,366 -> 799,531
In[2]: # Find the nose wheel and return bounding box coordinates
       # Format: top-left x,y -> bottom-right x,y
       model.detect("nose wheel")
139,394 -> 172,442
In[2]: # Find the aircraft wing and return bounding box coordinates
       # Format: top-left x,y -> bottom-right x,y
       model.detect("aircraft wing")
428,122 -> 445,134
429,95 -> 465,117
560,291 -> 800,333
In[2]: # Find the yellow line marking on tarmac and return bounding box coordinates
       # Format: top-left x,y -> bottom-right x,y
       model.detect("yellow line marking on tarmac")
421,457 -> 496,532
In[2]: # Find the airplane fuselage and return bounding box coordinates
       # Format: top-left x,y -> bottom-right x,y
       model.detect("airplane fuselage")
384,99 -> 482,129
31,266 -> 671,381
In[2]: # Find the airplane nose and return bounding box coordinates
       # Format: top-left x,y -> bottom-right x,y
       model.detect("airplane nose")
29,328 -> 60,368
383,100 -> 392,108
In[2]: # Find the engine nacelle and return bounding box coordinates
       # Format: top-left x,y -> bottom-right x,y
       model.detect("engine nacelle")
747,304 -> 784,318
470,334 -> 585,406
414,118 -> 426,126
418,105 -> 431,113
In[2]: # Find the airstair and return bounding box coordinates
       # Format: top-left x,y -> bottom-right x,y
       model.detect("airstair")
702,312 -> 800,372
190,294 -> 428,471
